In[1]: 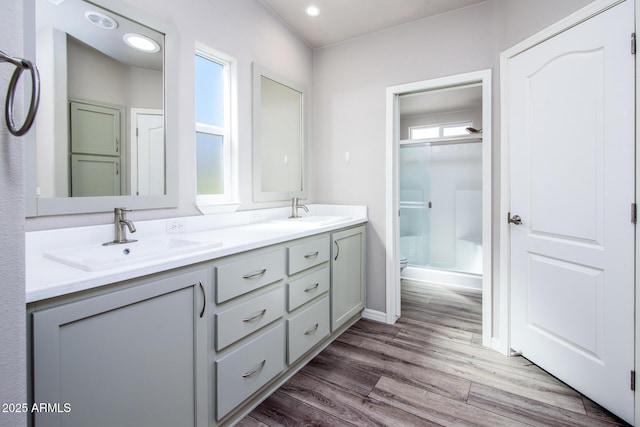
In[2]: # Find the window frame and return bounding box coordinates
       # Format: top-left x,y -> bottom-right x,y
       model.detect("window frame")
409,121 -> 473,140
194,47 -> 236,209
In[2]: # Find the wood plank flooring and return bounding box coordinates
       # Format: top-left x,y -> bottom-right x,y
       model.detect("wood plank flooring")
239,280 -> 629,426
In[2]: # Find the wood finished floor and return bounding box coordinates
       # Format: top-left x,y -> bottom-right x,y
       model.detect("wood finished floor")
239,280 -> 629,426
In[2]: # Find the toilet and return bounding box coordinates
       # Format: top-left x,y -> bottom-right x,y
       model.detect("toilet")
400,255 -> 408,274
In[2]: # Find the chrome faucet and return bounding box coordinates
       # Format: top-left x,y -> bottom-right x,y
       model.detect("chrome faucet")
103,208 -> 137,245
289,197 -> 308,218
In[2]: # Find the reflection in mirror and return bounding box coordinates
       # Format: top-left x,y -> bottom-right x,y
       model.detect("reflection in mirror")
35,0 -> 164,198
252,64 -> 305,202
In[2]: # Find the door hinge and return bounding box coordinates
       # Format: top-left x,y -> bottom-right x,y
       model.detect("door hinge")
136,127 -> 139,137
632,203 -> 637,224
631,370 -> 636,391
632,32 -> 636,55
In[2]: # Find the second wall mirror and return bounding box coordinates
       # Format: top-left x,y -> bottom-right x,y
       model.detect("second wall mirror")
252,64 -> 306,202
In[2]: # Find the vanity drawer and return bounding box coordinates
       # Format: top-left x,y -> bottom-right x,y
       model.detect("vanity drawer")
215,286 -> 285,351
287,266 -> 329,312
216,248 -> 285,303
287,235 -> 330,275
287,295 -> 330,364
216,324 -> 285,420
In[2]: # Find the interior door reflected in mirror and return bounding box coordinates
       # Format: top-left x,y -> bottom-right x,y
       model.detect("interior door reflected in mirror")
35,0 -> 165,198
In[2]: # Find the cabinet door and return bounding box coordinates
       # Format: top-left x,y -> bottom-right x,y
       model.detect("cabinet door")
70,154 -> 121,197
70,101 -> 121,156
331,225 -> 366,331
33,269 -> 208,427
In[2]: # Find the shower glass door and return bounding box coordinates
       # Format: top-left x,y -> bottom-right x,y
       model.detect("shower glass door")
399,143 -> 431,268
400,140 -> 483,275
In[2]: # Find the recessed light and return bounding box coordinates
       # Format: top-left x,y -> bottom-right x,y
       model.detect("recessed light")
305,5 -> 320,17
84,11 -> 118,30
122,33 -> 160,53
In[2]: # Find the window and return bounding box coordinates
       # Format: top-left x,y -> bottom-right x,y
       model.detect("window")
195,49 -> 233,206
409,121 -> 472,140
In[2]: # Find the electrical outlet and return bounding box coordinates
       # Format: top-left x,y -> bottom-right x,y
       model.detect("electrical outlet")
166,219 -> 186,234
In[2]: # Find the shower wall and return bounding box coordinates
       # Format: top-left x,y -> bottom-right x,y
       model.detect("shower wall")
400,107 -> 483,277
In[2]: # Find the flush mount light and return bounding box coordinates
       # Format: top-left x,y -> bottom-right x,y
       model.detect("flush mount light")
84,10 -> 118,30
305,5 -> 320,17
122,33 -> 160,53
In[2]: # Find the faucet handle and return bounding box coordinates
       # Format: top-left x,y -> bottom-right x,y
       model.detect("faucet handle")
115,207 -> 132,217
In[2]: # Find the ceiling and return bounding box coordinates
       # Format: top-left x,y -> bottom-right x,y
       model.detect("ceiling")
258,0 -> 487,48
39,0 -> 163,71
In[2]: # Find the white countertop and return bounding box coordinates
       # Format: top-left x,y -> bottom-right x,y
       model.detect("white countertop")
26,205 -> 367,303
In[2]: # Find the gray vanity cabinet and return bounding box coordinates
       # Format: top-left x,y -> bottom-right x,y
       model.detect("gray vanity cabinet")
331,225 -> 366,331
31,269 -> 209,427
29,223 -> 367,427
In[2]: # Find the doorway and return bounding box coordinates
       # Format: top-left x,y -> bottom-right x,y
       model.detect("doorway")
399,84 -> 483,290
385,69 -> 492,346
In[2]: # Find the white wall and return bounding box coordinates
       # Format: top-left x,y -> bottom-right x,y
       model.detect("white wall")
25,0 -> 314,230
0,1 -> 27,426
314,0 -> 595,336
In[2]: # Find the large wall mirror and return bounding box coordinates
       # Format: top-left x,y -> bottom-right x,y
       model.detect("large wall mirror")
252,64 -> 306,202
25,0 -> 178,216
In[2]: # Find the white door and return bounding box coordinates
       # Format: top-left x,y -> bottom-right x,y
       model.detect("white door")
133,111 -> 165,195
507,1 -> 634,423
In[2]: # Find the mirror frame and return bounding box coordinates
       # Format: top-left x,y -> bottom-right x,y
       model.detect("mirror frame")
24,0 -> 178,216
252,64 -> 306,202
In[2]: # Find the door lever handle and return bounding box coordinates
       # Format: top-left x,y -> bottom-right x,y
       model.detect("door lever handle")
508,212 -> 522,225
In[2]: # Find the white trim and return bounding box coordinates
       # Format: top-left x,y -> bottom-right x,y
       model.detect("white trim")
385,70 -> 492,347
498,0 -> 626,358
361,309 -> 387,323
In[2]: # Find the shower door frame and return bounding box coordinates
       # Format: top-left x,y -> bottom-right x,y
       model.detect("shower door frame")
385,69 -> 493,348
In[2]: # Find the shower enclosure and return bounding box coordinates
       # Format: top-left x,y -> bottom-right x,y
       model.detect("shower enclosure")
399,86 -> 483,289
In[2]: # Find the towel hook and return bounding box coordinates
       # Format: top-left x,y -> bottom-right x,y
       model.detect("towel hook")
1,50 -> 40,137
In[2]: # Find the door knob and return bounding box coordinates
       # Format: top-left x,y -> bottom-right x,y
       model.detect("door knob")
508,212 -> 522,225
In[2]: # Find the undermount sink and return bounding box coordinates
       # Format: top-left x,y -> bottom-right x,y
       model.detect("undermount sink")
270,215 -> 351,227
43,237 -> 222,271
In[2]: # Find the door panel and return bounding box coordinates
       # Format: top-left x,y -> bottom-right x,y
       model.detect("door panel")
528,49 -> 604,243
508,1 -> 634,423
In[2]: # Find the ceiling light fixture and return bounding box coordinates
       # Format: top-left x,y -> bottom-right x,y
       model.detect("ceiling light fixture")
84,11 -> 118,30
305,5 -> 320,17
122,33 -> 160,53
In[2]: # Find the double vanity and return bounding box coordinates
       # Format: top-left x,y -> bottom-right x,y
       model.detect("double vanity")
26,205 -> 367,427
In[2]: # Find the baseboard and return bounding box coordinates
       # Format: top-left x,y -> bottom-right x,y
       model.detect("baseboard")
361,308 -> 388,323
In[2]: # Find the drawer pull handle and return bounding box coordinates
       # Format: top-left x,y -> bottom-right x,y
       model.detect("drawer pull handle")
243,269 -> 267,279
199,281 -> 206,318
304,283 -> 320,293
304,251 -> 319,259
334,241 -> 340,261
304,323 -> 319,335
243,309 -> 267,323
242,360 -> 266,378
